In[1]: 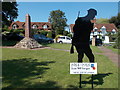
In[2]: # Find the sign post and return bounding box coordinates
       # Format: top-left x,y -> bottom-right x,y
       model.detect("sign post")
92,74 -> 94,89
80,74 -> 82,88
70,63 -> 97,88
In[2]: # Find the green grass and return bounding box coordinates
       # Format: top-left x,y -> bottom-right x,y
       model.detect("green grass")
48,43 -> 102,53
47,43 -> 71,50
2,44 -> 118,89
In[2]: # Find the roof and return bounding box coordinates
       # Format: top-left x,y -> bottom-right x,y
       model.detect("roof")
93,23 -> 118,32
70,23 -> 118,33
9,21 -> 52,30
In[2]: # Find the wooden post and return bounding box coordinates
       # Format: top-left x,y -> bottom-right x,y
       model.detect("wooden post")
92,36 -> 96,46
79,74 -> 82,88
92,74 -> 94,89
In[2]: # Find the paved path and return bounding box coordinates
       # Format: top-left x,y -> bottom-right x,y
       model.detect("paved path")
97,46 -> 119,67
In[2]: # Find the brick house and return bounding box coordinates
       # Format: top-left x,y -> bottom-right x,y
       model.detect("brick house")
9,21 -> 52,31
70,23 -> 118,33
70,23 -> 118,43
70,23 -> 118,39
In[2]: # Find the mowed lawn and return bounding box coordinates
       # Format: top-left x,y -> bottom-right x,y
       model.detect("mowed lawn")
2,43 -> 118,88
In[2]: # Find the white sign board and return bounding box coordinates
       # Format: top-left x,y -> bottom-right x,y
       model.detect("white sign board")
70,63 -> 97,74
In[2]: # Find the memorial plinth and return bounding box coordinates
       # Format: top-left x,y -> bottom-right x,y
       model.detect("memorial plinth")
14,14 -> 42,49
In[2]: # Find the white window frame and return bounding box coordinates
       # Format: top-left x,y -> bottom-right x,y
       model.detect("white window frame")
112,29 -> 116,34
43,25 -> 48,29
32,25 -> 38,29
12,24 -> 17,29
93,27 -> 98,32
101,26 -> 107,35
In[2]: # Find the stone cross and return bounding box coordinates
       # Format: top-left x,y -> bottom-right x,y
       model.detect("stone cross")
25,14 -> 32,38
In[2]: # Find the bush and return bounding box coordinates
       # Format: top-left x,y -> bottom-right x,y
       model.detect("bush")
2,25 -> 9,32
47,31 -> 52,38
31,29 -> 38,35
67,33 -> 72,38
63,31 -> 69,36
109,34 -> 117,42
40,30 -> 49,36
113,29 -> 120,49
8,29 -> 25,34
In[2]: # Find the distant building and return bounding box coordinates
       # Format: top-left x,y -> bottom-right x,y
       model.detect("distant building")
70,23 -> 118,37
9,21 -> 52,31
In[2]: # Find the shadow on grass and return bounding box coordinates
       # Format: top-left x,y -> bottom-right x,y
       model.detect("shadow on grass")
68,73 -> 113,88
2,58 -> 61,88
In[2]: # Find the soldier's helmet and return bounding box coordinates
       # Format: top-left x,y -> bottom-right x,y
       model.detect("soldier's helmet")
88,8 -> 97,16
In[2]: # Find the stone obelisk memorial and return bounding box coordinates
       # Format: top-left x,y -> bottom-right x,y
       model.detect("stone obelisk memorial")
25,14 -> 32,38
14,14 -> 42,49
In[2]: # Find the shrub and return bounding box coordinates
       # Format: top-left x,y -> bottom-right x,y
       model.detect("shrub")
31,29 -> 38,35
40,30 -> 49,36
67,33 -> 72,38
63,31 -> 69,36
109,34 -> 117,42
113,29 -> 120,49
47,31 -> 52,38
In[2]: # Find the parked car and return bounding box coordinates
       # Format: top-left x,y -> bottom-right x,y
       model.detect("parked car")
2,33 -> 24,41
90,38 -> 102,46
33,34 -> 54,43
57,36 -> 72,44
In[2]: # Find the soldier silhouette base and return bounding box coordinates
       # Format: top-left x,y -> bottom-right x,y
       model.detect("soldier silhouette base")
70,8 -> 97,63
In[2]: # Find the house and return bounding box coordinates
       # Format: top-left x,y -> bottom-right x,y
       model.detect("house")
9,21 -> 52,31
70,23 -> 118,43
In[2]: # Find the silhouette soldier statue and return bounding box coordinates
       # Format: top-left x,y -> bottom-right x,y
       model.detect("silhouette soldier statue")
70,8 -> 97,63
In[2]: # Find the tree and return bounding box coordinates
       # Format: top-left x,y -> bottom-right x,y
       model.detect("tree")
108,13 -> 120,49
113,29 -> 120,49
49,10 -> 67,37
96,18 -> 109,24
47,31 -> 52,38
2,1 -> 18,27
109,13 -> 120,29
63,31 -> 69,36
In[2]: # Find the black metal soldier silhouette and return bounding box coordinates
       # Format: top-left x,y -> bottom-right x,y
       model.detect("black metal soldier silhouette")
70,8 -> 97,63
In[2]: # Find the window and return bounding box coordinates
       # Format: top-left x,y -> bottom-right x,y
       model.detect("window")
90,32 -> 94,35
94,31 -> 98,35
101,26 -> 107,35
112,29 -> 116,34
58,37 -> 65,39
43,25 -> 48,29
12,24 -> 17,29
67,37 -> 71,40
93,27 -> 98,31
32,25 -> 38,29
99,32 -> 102,35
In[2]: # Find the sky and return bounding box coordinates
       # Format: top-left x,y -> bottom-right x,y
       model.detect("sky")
15,2 -> 119,30
16,0 -> 119,2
